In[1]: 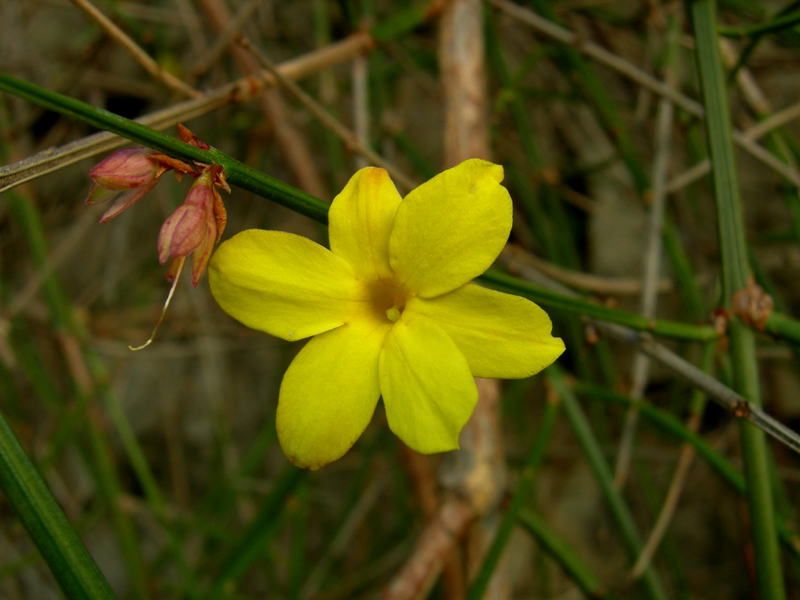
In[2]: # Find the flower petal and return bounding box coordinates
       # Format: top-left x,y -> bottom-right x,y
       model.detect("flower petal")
85,183 -> 117,205
190,225 -> 215,287
406,283 -> 565,379
89,148 -> 158,190
99,182 -> 158,223
329,167 -> 403,281
277,320 -> 388,469
389,159 -> 512,297
379,316 -> 477,454
209,230 -> 360,341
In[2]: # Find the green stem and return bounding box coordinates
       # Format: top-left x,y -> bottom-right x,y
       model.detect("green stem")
518,509 -> 619,600
0,71 -> 329,225
528,0 -> 649,193
548,366 -> 668,600
480,269 -> 718,341
5,185 -> 199,596
5,190 -> 148,597
718,10 -> 800,37
0,410 -> 117,600
765,311 -> 800,344
210,466 -> 306,598
466,391 -> 560,600
690,1 -> 786,598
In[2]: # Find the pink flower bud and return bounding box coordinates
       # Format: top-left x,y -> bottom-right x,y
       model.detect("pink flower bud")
88,148 -> 160,191
157,201 -> 208,264
85,148 -> 168,222
157,171 -> 222,286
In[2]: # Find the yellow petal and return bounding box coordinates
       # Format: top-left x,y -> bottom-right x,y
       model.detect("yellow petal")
209,230 -> 359,341
389,159 -> 512,297
379,316 -> 477,454
277,319 -> 389,470
407,283 -> 565,379
329,167 -> 403,281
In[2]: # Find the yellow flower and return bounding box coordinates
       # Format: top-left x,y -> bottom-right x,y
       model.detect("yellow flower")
209,159 -> 565,470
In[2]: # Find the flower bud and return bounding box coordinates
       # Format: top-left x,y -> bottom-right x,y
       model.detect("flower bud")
88,148 -> 160,190
158,192 -> 211,264
157,170 -> 225,286
85,148 -> 168,223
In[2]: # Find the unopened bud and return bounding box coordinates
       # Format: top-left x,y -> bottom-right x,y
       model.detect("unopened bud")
86,148 -> 168,222
157,202 -> 208,264
88,148 -> 161,191
157,170 -> 223,286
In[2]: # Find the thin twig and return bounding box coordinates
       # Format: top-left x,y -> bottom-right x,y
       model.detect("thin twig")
615,13 -> 679,487
383,498 -> 474,600
68,0 -> 200,98
301,471 -> 387,600
664,160 -> 709,195
743,101 -> 800,142
487,0 -> 800,188
195,0 -> 328,200
508,245 -> 675,295
439,2 -> 508,598
171,0 -> 207,56
235,35 -> 419,192
192,0 -> 260,77
7,204 -> 102,318
628,414 -> 700,580
353,55 -> 370,171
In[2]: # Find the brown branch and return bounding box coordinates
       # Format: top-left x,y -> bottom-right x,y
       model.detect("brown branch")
69,0 -> 200,98
195,0 -> 328,199
487,0 -> 800,188
383,498 -> 474,600
235,36 -> 418,192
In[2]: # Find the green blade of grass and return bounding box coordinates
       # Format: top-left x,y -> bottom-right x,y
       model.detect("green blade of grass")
548,366 -> 668,600
574,380 -> 800,556
0,409 -> 118,600
519,509 -> 619,600
689,1 -> 787,598
718,10 -> 800,37
209,466 -> 306,598
466,388 -> 560,600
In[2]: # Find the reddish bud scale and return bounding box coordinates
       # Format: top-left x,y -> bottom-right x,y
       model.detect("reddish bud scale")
89,148 -> 161,191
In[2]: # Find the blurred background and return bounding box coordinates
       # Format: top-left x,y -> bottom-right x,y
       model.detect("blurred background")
1,0 -> 800,598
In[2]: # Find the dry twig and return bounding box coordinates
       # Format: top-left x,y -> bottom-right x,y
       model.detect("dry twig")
195,0 -> 328,199
488,0 -> 800,188
615,12 -> 679,487
69,0 -> 200,98
235,36 -> 419,193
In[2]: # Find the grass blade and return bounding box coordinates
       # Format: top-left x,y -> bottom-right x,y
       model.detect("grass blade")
689,1 -> 787,597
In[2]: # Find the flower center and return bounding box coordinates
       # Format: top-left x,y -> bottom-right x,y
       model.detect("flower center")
385,294 -> 406,323
364,280 -> 408,324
